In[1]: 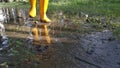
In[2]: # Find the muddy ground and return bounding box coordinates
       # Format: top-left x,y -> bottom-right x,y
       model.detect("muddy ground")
0,19 -> 120,68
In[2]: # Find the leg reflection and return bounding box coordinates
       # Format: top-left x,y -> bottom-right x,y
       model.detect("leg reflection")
40,24 -> 51,45
31,22 -> 51,51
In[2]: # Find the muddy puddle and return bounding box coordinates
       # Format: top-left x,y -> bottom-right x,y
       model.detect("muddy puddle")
0,8 -> 120,68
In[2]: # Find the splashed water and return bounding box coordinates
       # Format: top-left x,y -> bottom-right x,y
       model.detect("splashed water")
25,18 -> 34,50
0,23 -> 9,51
25,18 -> 33,35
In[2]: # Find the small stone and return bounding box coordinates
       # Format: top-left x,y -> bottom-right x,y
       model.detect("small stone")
86,50 -> 94,55
108,37 -> 115,41
117,62 -> 120,65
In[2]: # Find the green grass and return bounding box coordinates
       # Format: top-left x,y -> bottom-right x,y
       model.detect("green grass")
0,2 -> 29,8
0,0 -> 120,17
49,0 -> 120,17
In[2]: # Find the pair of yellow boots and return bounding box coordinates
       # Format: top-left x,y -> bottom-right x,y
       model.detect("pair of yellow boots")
29,0 -> 51,44
29,0 -> 51,23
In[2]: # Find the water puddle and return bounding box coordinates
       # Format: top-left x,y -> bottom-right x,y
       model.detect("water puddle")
0,7 -> 120,68
70,30 -> 120,68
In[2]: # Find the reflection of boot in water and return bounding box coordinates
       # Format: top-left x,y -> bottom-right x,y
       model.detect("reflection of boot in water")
42,25 -> 51,51
31,27 -> 39,44
35,25 -> 51,52
41,25 -> 51,44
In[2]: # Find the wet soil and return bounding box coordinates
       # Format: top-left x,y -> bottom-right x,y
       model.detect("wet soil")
0,19 -> 120,68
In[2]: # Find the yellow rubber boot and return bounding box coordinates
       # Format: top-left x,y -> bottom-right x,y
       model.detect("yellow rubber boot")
40,0 -> 51,23
29,0 -> 36,18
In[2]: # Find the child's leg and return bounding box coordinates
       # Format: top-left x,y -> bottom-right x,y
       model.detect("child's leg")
40,0 -> 51,23
29,0 -> 36,17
